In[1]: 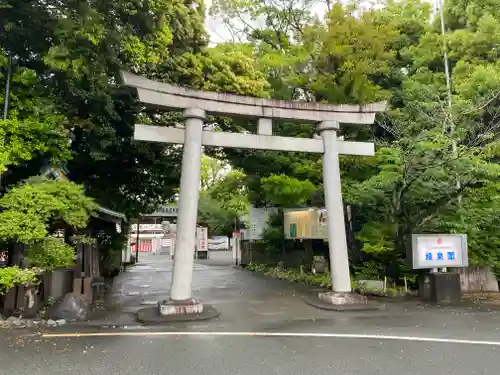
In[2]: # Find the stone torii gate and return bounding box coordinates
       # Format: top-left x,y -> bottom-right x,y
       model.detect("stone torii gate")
122,71 -> 386,319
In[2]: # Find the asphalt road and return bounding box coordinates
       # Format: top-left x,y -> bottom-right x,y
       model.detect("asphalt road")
1,252 -> 500,374
2,333 -> 499,375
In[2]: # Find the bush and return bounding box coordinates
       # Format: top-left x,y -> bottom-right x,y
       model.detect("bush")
0,266 -> 38,295
246,263 -> 268,272
246,263 -> 332,288
26,237 -> 76,271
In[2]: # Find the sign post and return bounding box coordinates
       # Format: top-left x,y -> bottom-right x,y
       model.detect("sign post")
196,227 -> 209,260
232,231 -> 240,265
135,219 -> 140,262
411,234 -> 468,304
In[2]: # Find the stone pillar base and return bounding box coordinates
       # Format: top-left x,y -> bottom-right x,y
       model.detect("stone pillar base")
318,291 -> 368,305
158,298 -> 204,316
303,291 -> 384,311
137,299 -> 219,324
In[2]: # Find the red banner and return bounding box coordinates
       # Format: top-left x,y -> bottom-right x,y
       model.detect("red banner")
131,241 -> 152,252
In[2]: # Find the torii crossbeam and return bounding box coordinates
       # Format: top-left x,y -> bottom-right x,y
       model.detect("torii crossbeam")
122,71 -> 386,317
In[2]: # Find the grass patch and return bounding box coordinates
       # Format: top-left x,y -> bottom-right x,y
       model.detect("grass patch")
246,263 -> 415,297
246,263 -> 332,288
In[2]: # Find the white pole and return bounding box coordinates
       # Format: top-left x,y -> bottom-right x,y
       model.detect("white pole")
319,121 -> 352,293
0,53 -> 12,189
169,108 -> 205,301
232,236 -> 237,265
237,236 -> 241,265
438,0 -> 459,180
2,53 -> 12,121
438,0 -> 462,274
438,0 -> 452,112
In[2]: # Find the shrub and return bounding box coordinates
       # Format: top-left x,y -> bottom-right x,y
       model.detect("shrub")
26,237 -> 76,271
0,266 -> 38,295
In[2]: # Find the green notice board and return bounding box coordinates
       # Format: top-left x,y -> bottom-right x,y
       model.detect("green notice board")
289,223 -> 297,238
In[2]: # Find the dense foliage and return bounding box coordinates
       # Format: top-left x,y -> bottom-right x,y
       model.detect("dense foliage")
25,237 -> 76,272
0,266 -> 37,295
0,178 -> 96,291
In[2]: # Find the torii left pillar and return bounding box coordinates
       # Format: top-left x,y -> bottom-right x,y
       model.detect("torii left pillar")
158,108 -> 206,316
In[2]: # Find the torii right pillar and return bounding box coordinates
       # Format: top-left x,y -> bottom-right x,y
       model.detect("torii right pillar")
319,121 -> 352,293
315,120 -> 376,309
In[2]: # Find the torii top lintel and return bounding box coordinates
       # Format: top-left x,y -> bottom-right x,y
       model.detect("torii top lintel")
121,71 -> 386,125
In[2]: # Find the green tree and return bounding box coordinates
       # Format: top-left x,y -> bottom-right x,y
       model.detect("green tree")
0,177 -> 97,290
0,1 -> 195,217
0,266 -> 37,295
0,177 -> 97,243
260,174 -> 316,207
198,162 -> 250,235
200,155 -> 228,190
0,117 -> 70,175
25,237 -> 76,272
209,170 -> 250,215
0,55 -> 72,184
198,193 -> 237,236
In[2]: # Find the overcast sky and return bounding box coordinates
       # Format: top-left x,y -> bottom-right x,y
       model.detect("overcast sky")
204,0 -> 329,44
204,0 -> 437,44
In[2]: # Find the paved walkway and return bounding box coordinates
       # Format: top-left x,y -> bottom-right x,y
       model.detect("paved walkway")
87,251 -> 339,329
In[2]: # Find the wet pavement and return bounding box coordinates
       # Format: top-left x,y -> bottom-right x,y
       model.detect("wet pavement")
1,252 -> 500,374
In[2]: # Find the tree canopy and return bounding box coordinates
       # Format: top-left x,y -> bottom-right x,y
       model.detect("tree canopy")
1,0 -> 267,218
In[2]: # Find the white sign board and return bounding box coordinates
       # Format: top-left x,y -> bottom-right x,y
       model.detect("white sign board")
246,206 -> 278,240
144,205 -> 179,217
411,234 -> 468,269
131,223 -> 163,232
197,227 -> 208,251
208,236 -> 229,250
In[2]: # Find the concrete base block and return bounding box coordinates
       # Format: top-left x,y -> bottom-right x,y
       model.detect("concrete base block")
158,298 -> 203,316
318,291 -> 368,305
419,273 -> 462,305
304,291 -> 384,311
137,303 -> 219,324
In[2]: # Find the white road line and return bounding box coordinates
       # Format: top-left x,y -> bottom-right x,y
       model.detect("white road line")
40,331 -> 500,346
